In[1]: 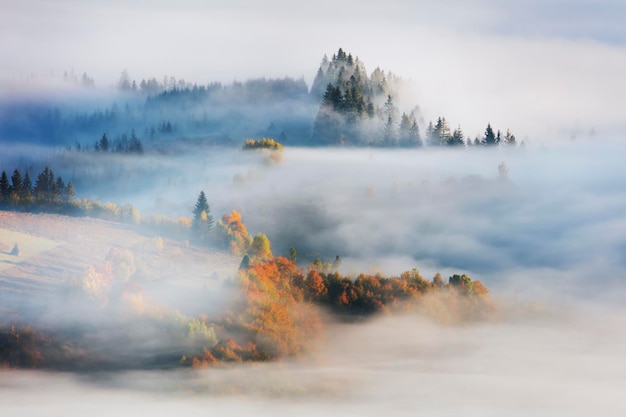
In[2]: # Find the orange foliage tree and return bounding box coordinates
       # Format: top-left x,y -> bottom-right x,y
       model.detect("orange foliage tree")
216,210 -> 253,256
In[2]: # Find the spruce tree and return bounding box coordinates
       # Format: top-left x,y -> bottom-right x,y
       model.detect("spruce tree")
483,123 -> 496,146
449,126 -> 465,146
99,133 -> 109,151
65,181 -> 76,202
408,117 -> 422,147
11,169 -> 23,198
192,191 -> 214,240
0,171 -> 10,200
22,172 -> 32,199
55,176 -> 65,201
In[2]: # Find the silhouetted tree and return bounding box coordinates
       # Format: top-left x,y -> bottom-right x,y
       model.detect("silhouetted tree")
483,123 -> 497,146
0,171 -> 10,199
11,169 -> 23,198
65,181 -> 76,202
449,126 -> 465,146
503,129 -> 516,146
22,173 -> 32,199
99,133 -> 109,152
192,191 -> 214,242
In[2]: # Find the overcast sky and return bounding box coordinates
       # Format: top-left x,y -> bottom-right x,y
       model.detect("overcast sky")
2,0 -> 625,139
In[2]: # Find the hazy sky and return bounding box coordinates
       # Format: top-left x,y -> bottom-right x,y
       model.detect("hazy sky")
2,0 -> 625,139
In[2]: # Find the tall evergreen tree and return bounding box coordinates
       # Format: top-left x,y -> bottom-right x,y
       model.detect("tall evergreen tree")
22,172 -> 32,199
0,171 -> 10,199
503,129 -> 516,146
55,176 -> 65,201
383,115 -> 397,146
11,169 -> 23,197
65,181 -> 76,202
192,191 -> 214,240
449,126 -> 465,146
426,121 -> 436,146
434,117 -> 451,146
483,123 -> 497,146
398,113 -> 412,147
408,117 -> 422,147
99,133 -> 109,152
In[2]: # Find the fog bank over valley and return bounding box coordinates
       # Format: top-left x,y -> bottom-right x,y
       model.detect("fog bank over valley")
1,1 -> 626,414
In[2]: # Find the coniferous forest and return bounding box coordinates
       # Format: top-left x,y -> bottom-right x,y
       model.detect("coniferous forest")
0,48 -> 519,151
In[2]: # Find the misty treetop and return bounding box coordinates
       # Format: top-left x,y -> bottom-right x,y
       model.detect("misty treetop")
0,166 -> 75,207
311,48 -> 519,148
1,47 -> 520,150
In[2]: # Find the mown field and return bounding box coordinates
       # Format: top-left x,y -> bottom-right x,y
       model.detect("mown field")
0,211 -> 239,316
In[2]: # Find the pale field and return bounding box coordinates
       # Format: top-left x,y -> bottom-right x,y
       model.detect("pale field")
0,228 -> 60,272
0,211 -> 239,314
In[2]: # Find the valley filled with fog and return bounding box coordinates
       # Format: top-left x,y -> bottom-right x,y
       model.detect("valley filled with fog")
2,0 -> 626,414
2,140 -> 626,416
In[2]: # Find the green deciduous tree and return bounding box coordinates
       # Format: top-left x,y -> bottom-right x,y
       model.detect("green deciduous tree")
249,233 -> 272,260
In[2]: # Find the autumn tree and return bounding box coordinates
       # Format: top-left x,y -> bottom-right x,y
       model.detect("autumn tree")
217,210 -> 252,255
248,233 -> 273,260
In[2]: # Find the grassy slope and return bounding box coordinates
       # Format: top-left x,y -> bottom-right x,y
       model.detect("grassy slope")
0,211 -> 239,315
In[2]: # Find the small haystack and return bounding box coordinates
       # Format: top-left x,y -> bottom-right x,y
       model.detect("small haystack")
10,243 -> 21,256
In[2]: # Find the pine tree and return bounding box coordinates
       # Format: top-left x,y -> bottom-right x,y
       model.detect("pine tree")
192,191 -> 214,240
65,181 -> 76,202
434,117 -> 451,146
383,115 -> 396,146
426,121 -> 436,146
408,116 -> 422,147
449,126 -> 465,146
399,113 -> 412,147
0,171 -> 10,200
34,167 -> 55,201
99,133 -> 109,151
503,129 -> 516,146
11,169 -> 23,198
483,123 -> 497,146
55,176 -> 65,201
22,172 -> 32,199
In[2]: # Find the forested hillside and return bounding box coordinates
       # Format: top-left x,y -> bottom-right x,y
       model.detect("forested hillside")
0,49 -> 517,150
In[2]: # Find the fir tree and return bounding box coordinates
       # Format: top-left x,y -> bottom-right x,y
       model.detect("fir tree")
503,129 -> 516,146
55,176 -> 65,201
449,126 -> 465,146
22,172 -> 32,199
0,171 -> 10,199
192,191 -> 214,241
11,169 -> 23,198
65,181 -> 76,202
483,123 -> 497,146
99,133 -> 109,152
408,116 -> 422,147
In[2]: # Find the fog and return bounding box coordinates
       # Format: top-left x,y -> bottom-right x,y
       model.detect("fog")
3,0 -> 626,414
3,139 -> 626,414
32,141 -> 624,299
3,310 -> 626,416
3,1 -> 626,139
